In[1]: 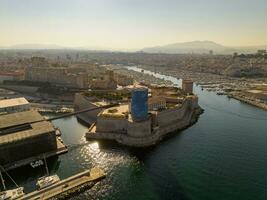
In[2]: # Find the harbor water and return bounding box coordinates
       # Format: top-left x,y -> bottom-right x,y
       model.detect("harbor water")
5,66 -> 267,200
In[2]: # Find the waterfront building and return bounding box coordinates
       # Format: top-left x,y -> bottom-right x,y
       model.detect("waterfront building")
0,110 -> 67,170
0,97 -> 30,114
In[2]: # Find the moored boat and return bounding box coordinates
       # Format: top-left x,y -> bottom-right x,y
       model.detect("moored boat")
36,175 -> 60,190
0,187 -> 24,200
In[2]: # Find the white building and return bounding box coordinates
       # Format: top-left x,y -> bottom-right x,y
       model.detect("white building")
0,97 -> 30,114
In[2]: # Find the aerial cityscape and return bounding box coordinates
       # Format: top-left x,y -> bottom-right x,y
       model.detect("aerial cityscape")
0,0 -> 267,199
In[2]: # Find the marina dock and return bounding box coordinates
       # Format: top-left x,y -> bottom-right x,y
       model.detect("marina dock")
18,167 -> 106,200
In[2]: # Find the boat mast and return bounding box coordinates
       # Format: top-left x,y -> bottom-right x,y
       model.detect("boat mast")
0,165 -> 19,190
43,154 -> 49,176
0,167 -> 6,191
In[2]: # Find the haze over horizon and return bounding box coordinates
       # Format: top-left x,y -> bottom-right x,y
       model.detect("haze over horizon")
1,0 -> 267,50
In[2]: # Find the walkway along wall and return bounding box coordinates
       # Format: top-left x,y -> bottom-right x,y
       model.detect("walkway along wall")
74,93 -> 104,124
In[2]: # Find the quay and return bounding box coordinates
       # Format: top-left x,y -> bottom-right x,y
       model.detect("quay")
229,94 -> 267,111
18,167 -> 106,200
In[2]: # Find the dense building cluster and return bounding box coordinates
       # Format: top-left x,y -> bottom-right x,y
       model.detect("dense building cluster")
25,67 -> 88,88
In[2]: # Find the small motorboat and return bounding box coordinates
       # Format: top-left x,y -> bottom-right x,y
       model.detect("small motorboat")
36,175 -> 60,190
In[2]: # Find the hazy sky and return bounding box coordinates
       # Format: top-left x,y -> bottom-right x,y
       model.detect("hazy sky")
1,0 -> 267,49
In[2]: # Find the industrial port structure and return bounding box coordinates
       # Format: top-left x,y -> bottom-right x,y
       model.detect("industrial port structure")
0,102 -> 115,199
0,99 -> 116,171
0,110 -> 67,171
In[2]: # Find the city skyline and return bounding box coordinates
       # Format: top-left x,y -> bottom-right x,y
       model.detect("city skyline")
1,0 -> 267,50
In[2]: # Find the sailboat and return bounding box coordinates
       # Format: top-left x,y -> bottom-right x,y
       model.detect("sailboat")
0,166 -> 24,200
36,155 -> 60,190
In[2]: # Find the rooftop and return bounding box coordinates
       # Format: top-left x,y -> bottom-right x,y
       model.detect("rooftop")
0,110 -> 43,130
0,97 -> 29,109
100,104 -> 128,118
0,121 -> 55,145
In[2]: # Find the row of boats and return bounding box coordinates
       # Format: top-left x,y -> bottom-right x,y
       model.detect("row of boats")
0,175 -> 61,200
0,131 -> 64,199
0,157 -> 61,200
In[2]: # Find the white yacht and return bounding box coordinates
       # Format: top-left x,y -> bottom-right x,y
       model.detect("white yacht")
0,187 -> 24,200
36,175 -> 60,190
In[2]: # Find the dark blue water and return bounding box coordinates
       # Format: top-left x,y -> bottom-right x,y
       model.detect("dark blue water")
5,67 -> 267,200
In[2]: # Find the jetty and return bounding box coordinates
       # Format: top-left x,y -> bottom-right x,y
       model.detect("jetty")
18,167 -> 106,200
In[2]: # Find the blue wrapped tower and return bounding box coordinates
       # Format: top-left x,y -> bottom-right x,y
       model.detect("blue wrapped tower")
131,87 -> 148,121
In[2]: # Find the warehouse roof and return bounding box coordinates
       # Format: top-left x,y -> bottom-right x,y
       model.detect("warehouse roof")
0,121 -> 55,145
0,110 -> 44,130
0,97 -> 29,109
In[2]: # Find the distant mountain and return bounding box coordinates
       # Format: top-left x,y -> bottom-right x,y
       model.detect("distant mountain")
141,41 -> 225,54
1,41 -> 267,54
4,44 -> 67,50
141,41 -> 267,54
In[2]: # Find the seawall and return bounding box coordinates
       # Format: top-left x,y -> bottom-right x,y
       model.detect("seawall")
74,93 -> 105,125
86,102 -> 203,147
